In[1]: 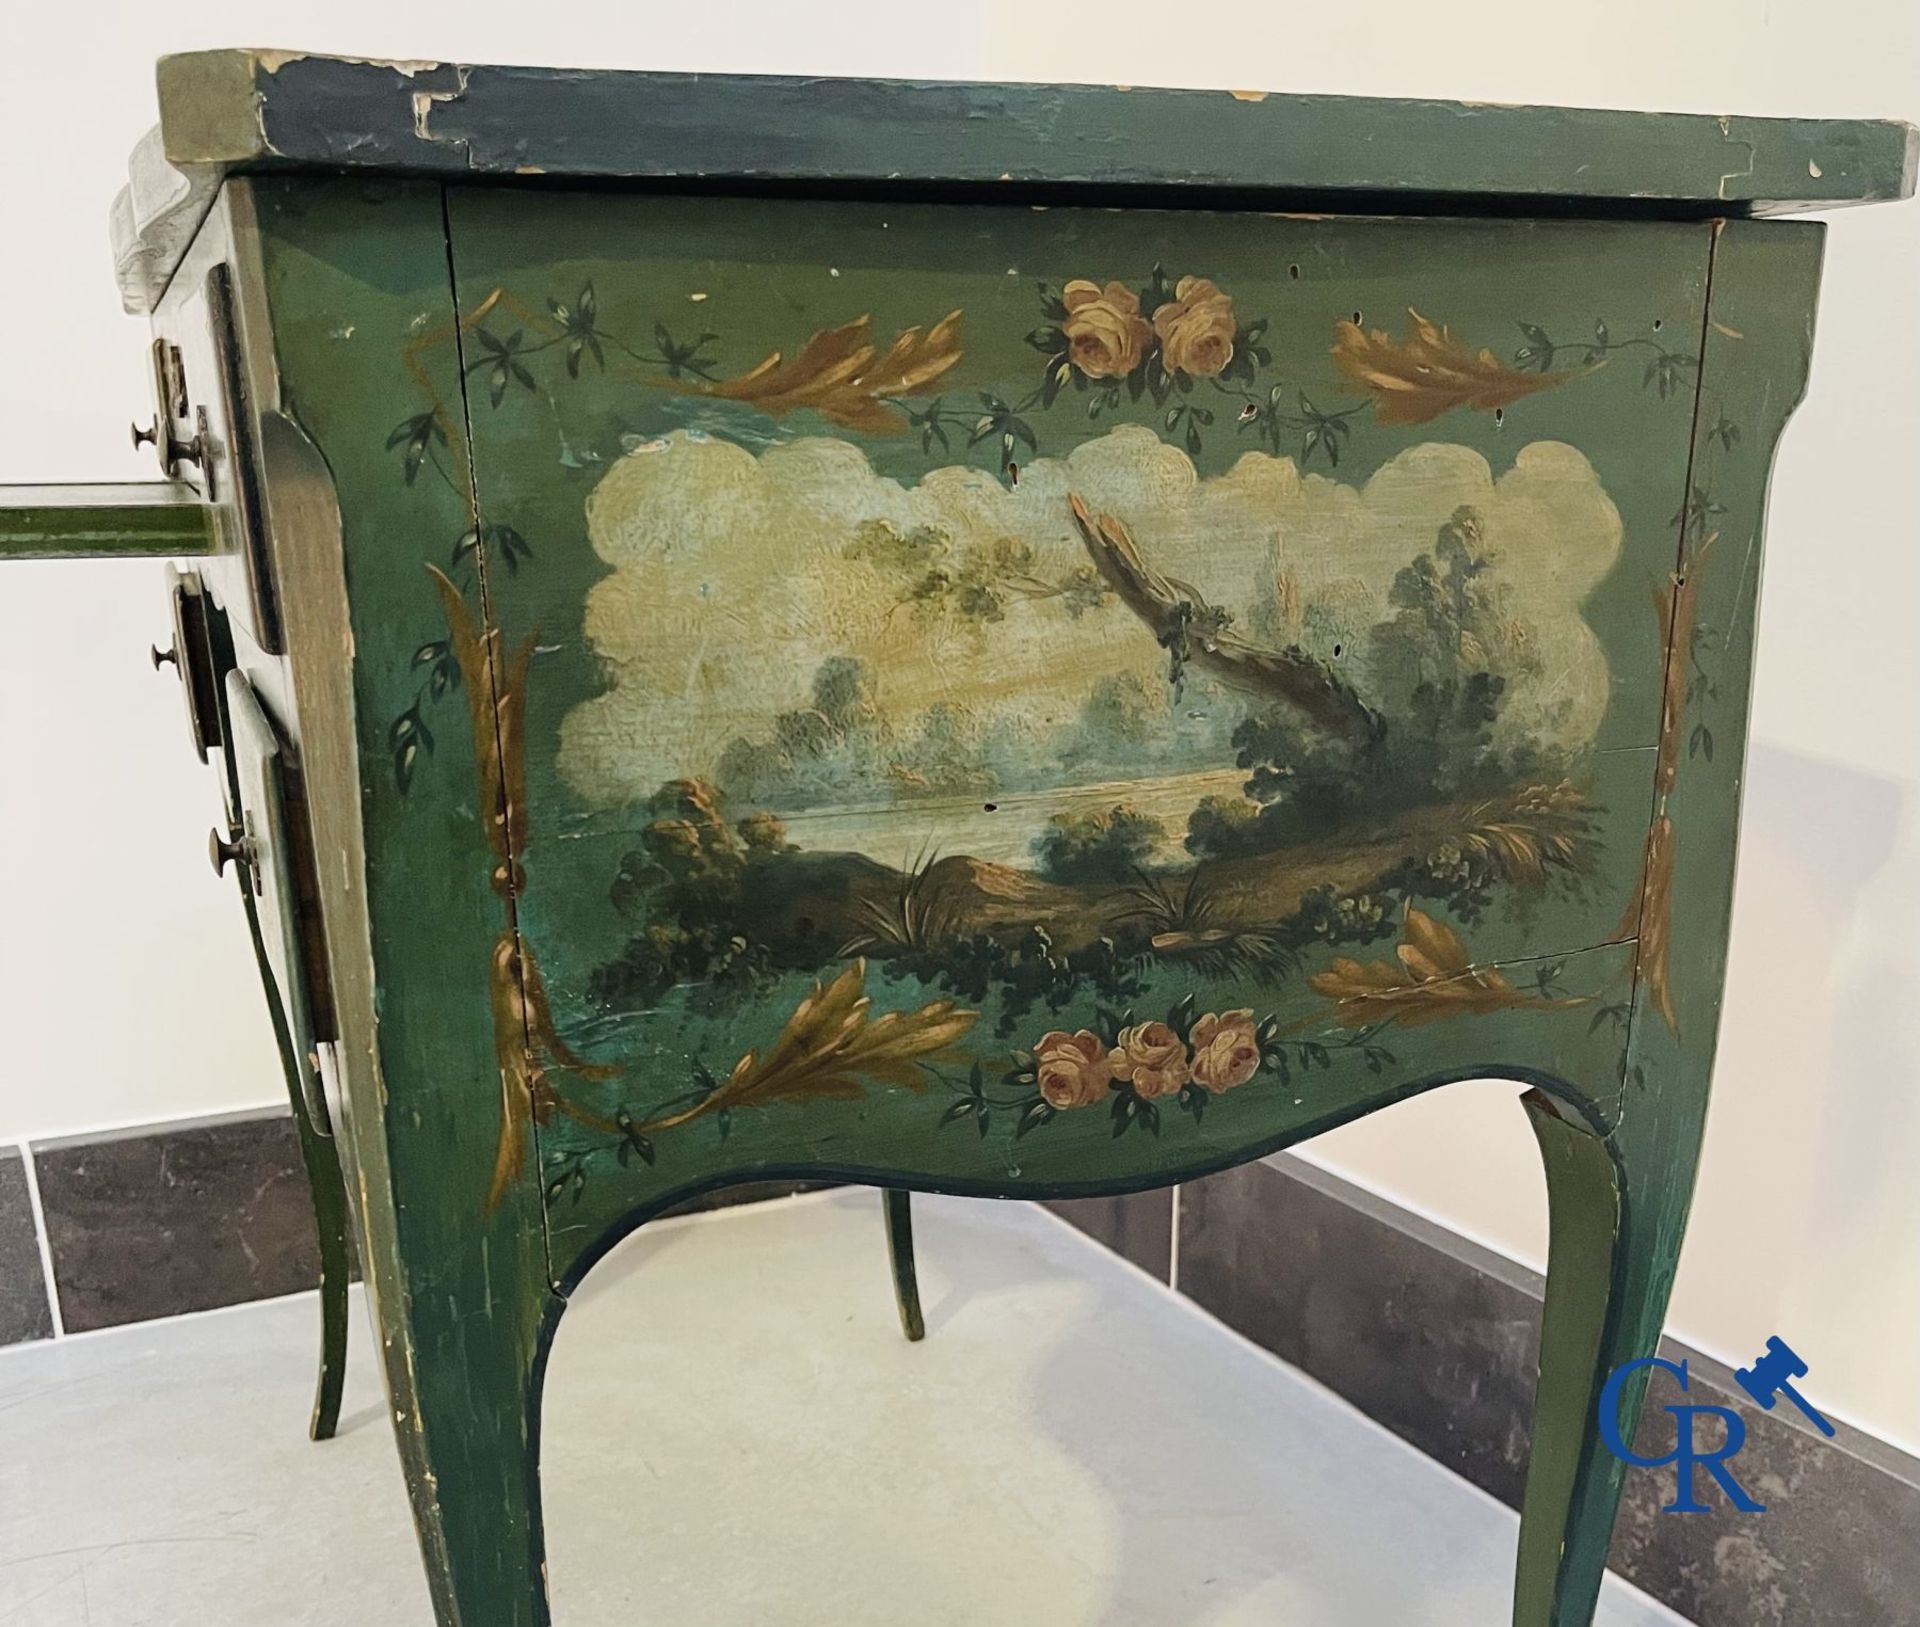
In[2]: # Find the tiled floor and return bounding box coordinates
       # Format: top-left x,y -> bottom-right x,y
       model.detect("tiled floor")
0,1189 -> 1689,1626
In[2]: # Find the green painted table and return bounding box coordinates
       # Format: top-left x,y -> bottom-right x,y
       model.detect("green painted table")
5,48 -> 1914,1627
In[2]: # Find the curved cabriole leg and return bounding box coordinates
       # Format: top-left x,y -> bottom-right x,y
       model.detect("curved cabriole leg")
884,1188 -> 926,1342
239,881 -> 353,1441
1513,1088 -> 1705,1626
288,1075 -> 353,1442
392,1288 -> 559,1626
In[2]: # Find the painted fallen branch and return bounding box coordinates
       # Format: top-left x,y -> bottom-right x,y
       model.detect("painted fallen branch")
1067,493 -> 1382,745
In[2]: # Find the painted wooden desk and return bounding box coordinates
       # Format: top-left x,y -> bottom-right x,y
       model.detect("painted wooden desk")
4,50 -> 1913,1627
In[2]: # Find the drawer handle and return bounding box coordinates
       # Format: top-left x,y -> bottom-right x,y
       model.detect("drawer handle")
209,825 -> 251,880
130,413 -> 207,475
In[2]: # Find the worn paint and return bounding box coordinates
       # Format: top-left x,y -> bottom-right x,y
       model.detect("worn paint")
249,178 -> 561,1627
145,50 -> 1916,215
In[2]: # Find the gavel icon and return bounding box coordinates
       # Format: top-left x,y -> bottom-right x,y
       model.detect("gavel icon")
1734,1336 -> 1835,1437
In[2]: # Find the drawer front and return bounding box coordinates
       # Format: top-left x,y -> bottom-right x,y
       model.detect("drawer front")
403,191 -> 1708,1272
145,204 -> 283,657
224,672 -> 331,1128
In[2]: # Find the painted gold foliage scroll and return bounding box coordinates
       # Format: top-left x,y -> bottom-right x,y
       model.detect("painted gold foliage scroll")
681,311 -> 965,432
425,568 -> 618,1212
1309,908 -> 1589,1028
1332,308 -> 1575,424
634,960 -> 976,1134
1627,529 -> 1716,1033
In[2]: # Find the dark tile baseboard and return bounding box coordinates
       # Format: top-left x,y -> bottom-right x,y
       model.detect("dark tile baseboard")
1157,1155 -> 1918,1627
0,1148 -> 54,1344
1041,1190 -> 1174,1281
33,1113 -> 339,1334
0,1112 -> 834,1346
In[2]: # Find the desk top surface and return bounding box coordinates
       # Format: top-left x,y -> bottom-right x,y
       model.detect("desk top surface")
151,48 -> 1915,216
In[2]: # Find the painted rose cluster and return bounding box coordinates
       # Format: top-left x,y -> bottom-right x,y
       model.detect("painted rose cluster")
1033,1008 -> 1262,1111
1060,276 -> 1238,380
1026,267 -> 1272,418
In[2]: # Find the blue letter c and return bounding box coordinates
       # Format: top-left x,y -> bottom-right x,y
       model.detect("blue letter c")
1597,1354 -> 1689,1467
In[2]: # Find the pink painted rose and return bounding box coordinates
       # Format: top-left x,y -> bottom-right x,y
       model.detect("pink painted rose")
1111,1021 -> 1190,1099
1062,280 -> 1153,379
1035,1029 -> 1114,1110
1189,1009 -> 1261,1093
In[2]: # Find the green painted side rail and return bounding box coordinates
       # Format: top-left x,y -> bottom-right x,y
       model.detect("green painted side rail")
0,482 -> 217,559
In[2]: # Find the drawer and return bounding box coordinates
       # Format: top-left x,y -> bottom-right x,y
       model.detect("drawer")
224,672 -> 333,1127
144,205 -> 283,656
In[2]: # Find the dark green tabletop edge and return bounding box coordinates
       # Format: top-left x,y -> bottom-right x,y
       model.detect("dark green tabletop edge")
154,48 -> 1917,217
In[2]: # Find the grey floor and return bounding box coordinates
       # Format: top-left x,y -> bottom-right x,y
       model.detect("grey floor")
0,1189 -> 1688,1626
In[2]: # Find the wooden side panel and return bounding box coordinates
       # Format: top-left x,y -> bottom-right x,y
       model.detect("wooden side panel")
247,177 -> 556,1626
423,189 -> 1715,1286
1614,219 -> 1826,1241
1527,218 -> 1826,1621
1627,219 -> 1825,1083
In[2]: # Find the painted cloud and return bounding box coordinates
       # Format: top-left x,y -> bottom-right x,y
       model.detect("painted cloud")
560,426 -> 1622,819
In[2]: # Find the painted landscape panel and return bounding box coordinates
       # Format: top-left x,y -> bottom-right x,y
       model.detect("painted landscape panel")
397,191 -> 1711,1266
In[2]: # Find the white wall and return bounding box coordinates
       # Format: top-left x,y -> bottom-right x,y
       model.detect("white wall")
2,1 -> 1913,1447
